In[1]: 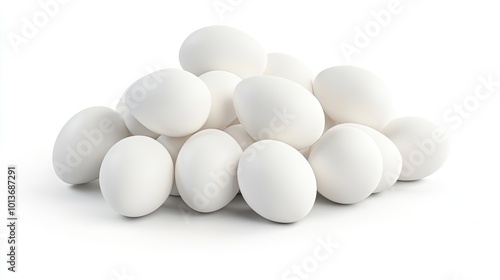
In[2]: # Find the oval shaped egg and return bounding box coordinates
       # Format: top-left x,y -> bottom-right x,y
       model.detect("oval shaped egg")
99,136 -> 174,217
157,134 -> 191,196
125,69 -> 211,137
224,124 -> 255,151
123,111 -> 159,138
175,129 -> 242,213
264,53 -> 313,92
233,75 -> 324,150
179,26 -> 267,78
238,140 -> 317,223
382,117 -> 449,181
308,125 -> 383,204
341,123 -> 402,193
53,106 -> 130,184
199,71 -> 241,129
313,66 -> 394,130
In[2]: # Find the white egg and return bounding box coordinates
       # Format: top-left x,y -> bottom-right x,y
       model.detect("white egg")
224,124 -> 255,151
99,136 -> 174,217
340,123 -> 402,193
175,129 -> 242,213
313,66 -> 394,130
179,26 -> 267,78
53,106 -> 130,184
125,69 -> 211,137
238,140 -> 317,223
233,75 -> 324,150
382,117 -> 449,181
199,71 -> 241,129
123,111 -> 159,138
308,125 -> 383,204
263,53 -> 313,92
157,134 -> 191,196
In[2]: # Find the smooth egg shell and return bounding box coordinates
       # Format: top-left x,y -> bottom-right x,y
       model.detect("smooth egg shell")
175,129 -> 242,213
53,106 -> 130,184
125,69 -> 211,137
309,125 -> 383,204
99,136 -> 174,217
382,117 -> 449,181
238,140 -> 317,223
233,75 -> 324,150
179,26 -> 267,78
313,66 -> 394,130
340,123 -> 402,193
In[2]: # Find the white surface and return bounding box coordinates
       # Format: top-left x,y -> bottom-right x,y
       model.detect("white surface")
1,0 -> 499,279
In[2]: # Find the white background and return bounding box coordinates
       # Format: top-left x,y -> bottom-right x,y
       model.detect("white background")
1,0 -> 500,279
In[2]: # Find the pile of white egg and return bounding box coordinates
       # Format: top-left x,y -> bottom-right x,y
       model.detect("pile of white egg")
53,26 -> 449,223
